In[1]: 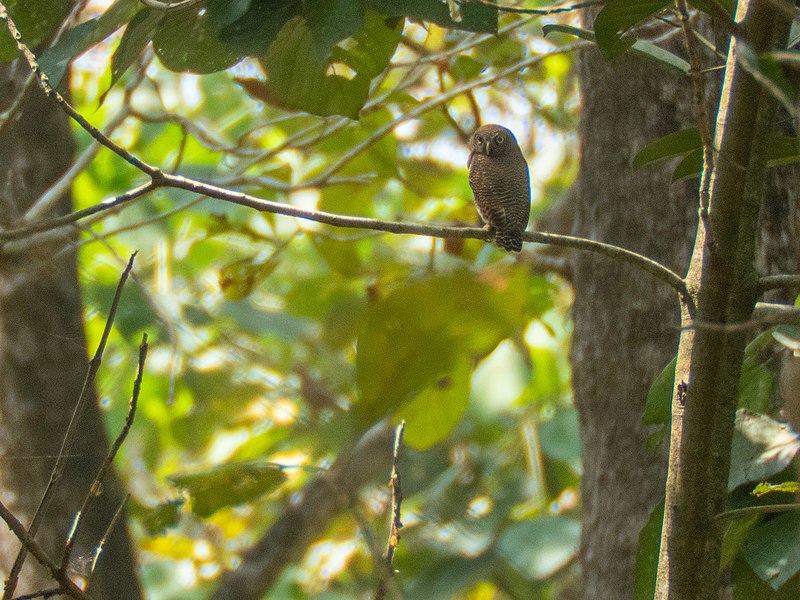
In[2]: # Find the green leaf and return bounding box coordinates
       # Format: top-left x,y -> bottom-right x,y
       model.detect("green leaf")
303,0 -> 365,61
636,132 -> 800,178
632,129 -> 702,170
140,499 -> 184,536
544,24 -> 689,73
355,271 -> 524,422
169,462 -> 286,517
753,481 -> 800,497
738,356 -> 773,413
396,357 -> 471,450
497,516 -> 581,579
593,0 -> 670,59
721,514 -> 761,571
634,502 -> 663,600
767,136 -> 800,168
542,24 -> 595,43
370,0 -> 497,33
218,255 -> 280,300
736,43 -> 797,120
728,410 -> 800,491
202,0 -> 299,59
538,408 -> 581,466
630,39 -> 690,73
643,357 -> 675,426
38,0 -> 141,87
256,11 -> 401,118
744,512 -> 800,590
153,2 -> 242,73
645,331 -> 780,446
671,147 -> 704,181
221,302 -> 310,341
0,0 -> 71,61
104,7 -> 163,98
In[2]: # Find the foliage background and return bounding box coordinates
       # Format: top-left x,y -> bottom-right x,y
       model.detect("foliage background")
4,0 -> 799,598
20,1 -> 582,598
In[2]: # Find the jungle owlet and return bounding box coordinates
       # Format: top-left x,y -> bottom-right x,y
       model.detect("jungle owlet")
467,124 -> 530,252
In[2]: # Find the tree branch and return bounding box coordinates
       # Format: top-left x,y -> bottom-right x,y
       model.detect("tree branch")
759,274 -> 800,293
0,7 -> 676,295
474,0 -> 604,15
62,333 -> 147,571
209,421 -> 396,600
3,254 -> 137,599
0,500 -> 93,600
1,169 -> 687,293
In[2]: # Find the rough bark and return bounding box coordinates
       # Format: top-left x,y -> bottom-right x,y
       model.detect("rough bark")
572,36 -> 700,600
656,6 -> 791,598
573,9 -> 799,600
0,59 -> 142,598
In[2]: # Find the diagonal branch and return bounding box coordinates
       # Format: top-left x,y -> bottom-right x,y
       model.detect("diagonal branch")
0,500 -> 92,600
0,1 -> 685,298
3,254 -> 137,599
61,333 -> 147,572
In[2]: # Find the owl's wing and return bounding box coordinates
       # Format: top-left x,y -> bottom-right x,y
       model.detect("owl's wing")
467,150 -> 475,169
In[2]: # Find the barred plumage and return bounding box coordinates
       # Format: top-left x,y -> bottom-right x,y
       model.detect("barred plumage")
467,124 -> 530,252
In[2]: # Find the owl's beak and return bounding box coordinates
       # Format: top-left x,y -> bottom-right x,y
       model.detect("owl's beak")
484,140 -> 493,156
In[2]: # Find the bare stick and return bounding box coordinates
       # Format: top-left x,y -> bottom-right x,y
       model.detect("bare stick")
1,171 -> 687,294
0,4 -> 159,177
0,8 -> 683,296
0,182 -> 157,243
716,502 -> 800,522
3,254 -> 137,599
87,495 -> 131,582
759,274 -> 800,293
0,500 -> 92,600
676,0 -> 715,220
475,0 -> 604,15
62,334 -> 147,571
375,421 -> 405,600
0,2 -> 686,296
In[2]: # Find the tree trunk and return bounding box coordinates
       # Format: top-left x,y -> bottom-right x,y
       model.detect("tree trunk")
0,59 -> 142,598
573,10 -> 798,599
572,20 -> 707,600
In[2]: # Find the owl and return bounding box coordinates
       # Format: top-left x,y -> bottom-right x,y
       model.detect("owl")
467,124 -> 531,252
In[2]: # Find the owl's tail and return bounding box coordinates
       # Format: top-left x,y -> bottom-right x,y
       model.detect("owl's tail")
495,232 -> 523,253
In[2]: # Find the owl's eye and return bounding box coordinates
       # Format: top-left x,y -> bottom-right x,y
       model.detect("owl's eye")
475,135 -> 484,144
495,134 -> 505,144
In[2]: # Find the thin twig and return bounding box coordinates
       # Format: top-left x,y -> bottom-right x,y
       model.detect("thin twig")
62,334 -> 147,571
23,49 -> 152,221
0,4 -> 159,177
473,0 -> 604,15
3,254 -> 137,599
680,302 -> 800,332
87,495 -> 131,581
676,0 -> 714,220
0,181 -> 157,243
1,171 -> 687,294
0,0 -> 87,132
375,421 -> 405,600
0,500 -> 92,600
715,502 -> 800,522
0,1 -> 685,297
759,274 -> 800,293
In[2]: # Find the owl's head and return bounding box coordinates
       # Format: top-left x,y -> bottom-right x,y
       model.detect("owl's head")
469,124 -> 517,158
